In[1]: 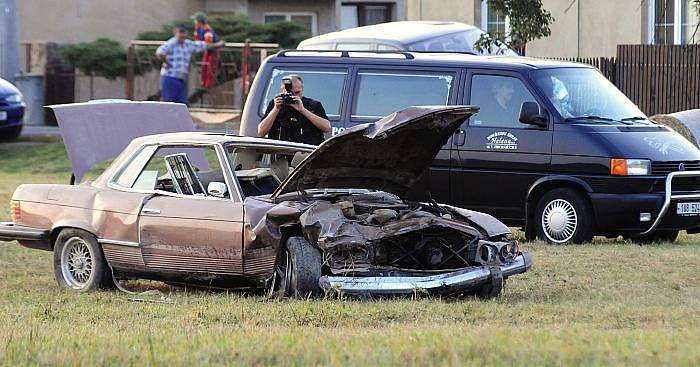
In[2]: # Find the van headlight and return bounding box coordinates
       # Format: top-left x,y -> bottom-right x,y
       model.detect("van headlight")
610,159 -> 651,176
5,92 -> 23,103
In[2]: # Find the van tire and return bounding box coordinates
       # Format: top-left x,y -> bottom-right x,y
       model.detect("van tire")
53,228 -> 114,291
535,188 -> 594,244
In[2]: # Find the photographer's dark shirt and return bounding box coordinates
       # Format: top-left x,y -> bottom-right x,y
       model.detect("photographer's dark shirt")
262,96 -> 328,145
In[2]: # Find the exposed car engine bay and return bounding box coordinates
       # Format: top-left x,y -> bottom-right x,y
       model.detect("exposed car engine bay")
297,192 -> 519,276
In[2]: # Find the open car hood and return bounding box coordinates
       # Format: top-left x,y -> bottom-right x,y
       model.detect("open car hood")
48,101 -> 195,181
273,105 -> 477,199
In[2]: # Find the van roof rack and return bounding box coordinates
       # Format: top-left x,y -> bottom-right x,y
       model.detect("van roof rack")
277,49 -> 415,60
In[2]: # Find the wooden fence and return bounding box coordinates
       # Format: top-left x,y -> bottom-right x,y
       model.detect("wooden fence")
553,45 -> 700,116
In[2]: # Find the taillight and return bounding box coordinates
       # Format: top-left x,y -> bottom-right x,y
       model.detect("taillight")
10,200 -> 20,222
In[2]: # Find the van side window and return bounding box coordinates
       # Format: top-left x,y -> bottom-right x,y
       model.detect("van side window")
469,75 -> 537,128
353,71 -> 454,119
260,68 -> 347,119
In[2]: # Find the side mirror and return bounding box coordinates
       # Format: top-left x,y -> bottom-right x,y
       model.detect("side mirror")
207,182 -> 228,198
519,101 -> 548,127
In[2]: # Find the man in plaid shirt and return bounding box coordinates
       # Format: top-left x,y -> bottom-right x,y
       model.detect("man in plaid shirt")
156,25 -> 223,104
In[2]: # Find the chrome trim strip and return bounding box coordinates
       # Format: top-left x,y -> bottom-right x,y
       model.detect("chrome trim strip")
98,238 -> 140,247
319,254 -> 532,295
641,170 -> 700,235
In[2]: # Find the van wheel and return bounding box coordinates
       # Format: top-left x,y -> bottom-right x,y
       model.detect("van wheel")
53,229 -> 114,291
626,230 -> 679,244
535,188 -> 594,244
269,237 -> 322,298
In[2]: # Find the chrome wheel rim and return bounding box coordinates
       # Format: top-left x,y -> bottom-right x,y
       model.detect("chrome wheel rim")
268,250 -> 292,297
542,199 -> 577,243
60,237 -> 95,289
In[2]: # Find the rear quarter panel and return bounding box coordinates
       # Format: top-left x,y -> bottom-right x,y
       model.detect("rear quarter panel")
12,183 -> 146,248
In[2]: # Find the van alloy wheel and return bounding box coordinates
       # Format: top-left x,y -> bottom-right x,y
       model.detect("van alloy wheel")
541,199 -> 578,243
60,237 -> 96,289
535,188 -> 594,245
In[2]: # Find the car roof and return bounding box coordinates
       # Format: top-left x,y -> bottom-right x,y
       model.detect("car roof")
130,131 -> 316,150
299,21 -> 480,46
272,50 -> 594,71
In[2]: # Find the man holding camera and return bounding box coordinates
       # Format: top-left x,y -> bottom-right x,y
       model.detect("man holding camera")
257,75 -> 331,145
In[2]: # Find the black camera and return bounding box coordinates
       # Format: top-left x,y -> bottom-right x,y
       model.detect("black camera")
279,76 -> 295,104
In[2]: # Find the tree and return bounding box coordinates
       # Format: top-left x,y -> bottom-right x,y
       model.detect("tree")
474,0 -> 554,55
59,38 -> 127,99
137,13 -> 309,49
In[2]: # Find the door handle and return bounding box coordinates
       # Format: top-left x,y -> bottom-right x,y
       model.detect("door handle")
141,208 -> 161,215
453,129 -> 466,147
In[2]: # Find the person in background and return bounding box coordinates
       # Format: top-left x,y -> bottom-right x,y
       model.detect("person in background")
155,24 -> 223,105
191,11 -> 221,89
257,74 -> 331,145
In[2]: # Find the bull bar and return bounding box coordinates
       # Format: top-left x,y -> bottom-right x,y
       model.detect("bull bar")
640,171 -> 700,235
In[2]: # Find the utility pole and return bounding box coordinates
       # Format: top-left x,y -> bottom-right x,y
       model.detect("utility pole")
0,0 -> 20,82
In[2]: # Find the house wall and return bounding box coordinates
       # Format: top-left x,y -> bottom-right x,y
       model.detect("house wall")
527,0 -> 648,58
18,0 -> 202,44
407,0 -> 478,25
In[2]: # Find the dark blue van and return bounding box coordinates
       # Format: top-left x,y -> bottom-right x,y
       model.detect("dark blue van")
0,77 -> 25,140
240,50 -> 700,244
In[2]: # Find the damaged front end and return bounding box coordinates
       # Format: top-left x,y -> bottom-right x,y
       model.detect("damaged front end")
298,192 -> 532,297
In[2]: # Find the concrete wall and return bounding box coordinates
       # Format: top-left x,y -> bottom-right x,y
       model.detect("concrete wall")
18,0 -> 203,44
527,0 -> 648,58
407,0 -> 478,25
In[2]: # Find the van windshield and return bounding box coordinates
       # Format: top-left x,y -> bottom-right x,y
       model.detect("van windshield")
532,68 -> 646,122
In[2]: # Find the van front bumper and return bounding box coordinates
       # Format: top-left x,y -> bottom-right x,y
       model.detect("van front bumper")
590,171 -> 700,234
318,253 -> 532,296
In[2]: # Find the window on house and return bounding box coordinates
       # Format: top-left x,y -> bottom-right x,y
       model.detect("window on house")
481,0 -> 509,35
651,0 -> 699,44
341,3 -> 393,29
264,13 -> 317,35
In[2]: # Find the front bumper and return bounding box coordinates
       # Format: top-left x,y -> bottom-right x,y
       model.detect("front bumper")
0,104 -> 24,128
318,253 -> 532,296
590,171 -> 700,234
0,221 -> 50,241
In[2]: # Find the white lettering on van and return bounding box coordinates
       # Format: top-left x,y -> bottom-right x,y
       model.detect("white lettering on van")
486,131 -> 518,150
643,136 -> 684,155
332,126 -> 346,136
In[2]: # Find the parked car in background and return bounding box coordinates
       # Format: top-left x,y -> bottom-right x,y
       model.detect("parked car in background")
297,21 -> 517,55
240,50 -> 700,244
0,77 -> 25,140
0,102 -> 531,298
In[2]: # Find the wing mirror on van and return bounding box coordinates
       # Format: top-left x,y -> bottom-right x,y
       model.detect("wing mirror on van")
519,101 -> 548,128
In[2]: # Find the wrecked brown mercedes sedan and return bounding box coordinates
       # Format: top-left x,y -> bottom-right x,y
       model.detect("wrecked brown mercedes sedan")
0,102 -> 531,298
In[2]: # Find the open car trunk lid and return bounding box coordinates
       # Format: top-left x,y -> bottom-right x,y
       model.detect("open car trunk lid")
48,101 -> 195,181
272,105 -> 477,199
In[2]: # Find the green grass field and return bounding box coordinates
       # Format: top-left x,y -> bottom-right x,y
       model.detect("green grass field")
1,142 -> 699,366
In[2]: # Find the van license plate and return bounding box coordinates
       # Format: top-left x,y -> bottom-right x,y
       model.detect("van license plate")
677,202 -> 700,216
0,111 -> 6,121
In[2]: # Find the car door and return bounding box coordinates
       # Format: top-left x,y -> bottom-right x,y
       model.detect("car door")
451,70 -> 553,223
346,65 -> 462,202
136,144 -> 245,275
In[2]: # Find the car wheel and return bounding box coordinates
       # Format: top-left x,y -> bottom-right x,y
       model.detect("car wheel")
0,125 -> 22,140
626,230 -> 679,244
53,228 -> 114,292
269,237 -> 322,298
535,188 -> 594,244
